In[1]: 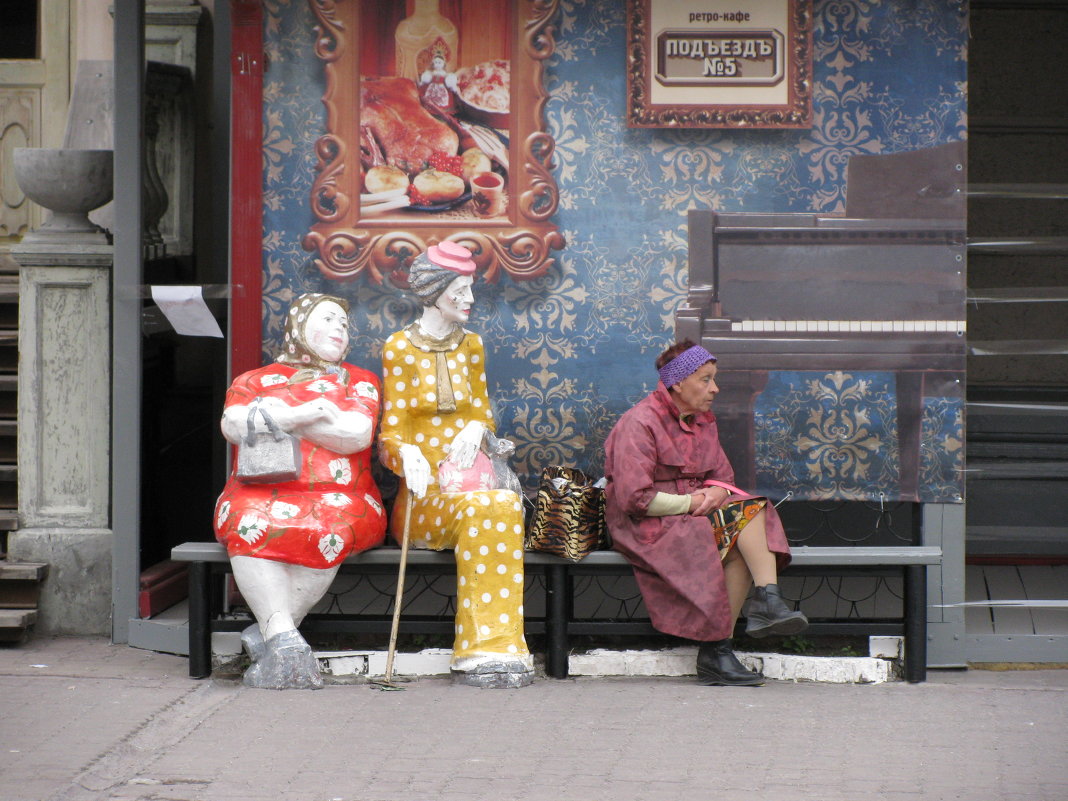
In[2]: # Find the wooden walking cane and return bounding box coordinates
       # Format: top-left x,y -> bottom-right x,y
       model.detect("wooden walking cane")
372,491 -> 414,690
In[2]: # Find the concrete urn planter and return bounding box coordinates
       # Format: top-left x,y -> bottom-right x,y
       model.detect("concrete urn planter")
13,148 -> 114,242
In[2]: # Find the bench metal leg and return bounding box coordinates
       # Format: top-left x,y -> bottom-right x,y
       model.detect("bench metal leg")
904,564 -> 927,683
545,564 -> 569,678
188,561 -> 212,679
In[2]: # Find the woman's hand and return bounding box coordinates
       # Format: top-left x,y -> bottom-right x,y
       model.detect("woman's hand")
263,397 -> 337,431
448,420 -> 486,470
689,486 -> 730,516
220,397 -> 328,445
400,443 -> 431,499
261,397 -> 373,454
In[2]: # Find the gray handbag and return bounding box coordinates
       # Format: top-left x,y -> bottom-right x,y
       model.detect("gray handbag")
235,404 -> 302,484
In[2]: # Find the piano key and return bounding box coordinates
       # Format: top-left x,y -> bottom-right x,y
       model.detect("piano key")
711,320 -> 967,334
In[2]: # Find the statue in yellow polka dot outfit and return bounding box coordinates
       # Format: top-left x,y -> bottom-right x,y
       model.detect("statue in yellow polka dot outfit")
379,242 -> 533,688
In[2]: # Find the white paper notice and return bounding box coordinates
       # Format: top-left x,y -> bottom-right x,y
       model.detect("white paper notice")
150,285 -> 224,338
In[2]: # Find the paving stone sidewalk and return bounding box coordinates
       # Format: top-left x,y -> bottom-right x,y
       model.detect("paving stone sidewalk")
2,636 -> 1066,801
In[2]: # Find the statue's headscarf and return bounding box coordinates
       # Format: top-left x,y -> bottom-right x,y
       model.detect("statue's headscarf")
275,293 -> 351,385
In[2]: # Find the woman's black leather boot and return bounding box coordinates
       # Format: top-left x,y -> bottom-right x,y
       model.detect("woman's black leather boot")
744,583 -> 809,638
696,639 -> 764,686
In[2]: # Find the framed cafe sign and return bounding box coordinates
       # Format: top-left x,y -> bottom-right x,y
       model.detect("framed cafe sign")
626,0 -> 813,129
303,0 -> 564,285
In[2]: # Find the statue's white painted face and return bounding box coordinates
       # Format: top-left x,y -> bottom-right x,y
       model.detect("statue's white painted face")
435,274 -> 474,325
304,300 -> 349,363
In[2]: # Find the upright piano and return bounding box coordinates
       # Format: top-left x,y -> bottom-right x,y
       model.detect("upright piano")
676,142 -> 967,501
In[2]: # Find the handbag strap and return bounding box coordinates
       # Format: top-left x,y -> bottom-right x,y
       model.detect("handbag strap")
244,403 -> 285,446
703,479 -> 758,501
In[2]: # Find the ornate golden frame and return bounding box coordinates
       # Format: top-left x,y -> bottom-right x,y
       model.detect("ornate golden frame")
302,0 -> 564,285
626,0 -> 813,129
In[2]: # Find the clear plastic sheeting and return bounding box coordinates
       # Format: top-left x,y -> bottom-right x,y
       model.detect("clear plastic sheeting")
679,143 -> 967,503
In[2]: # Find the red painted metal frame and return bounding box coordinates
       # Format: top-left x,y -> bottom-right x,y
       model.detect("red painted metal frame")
229,0 -> 265,380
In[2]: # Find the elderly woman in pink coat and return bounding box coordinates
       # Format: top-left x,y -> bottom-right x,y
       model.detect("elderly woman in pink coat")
604,340 -> 808,686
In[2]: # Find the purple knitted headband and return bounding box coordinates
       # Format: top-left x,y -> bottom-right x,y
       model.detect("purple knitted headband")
658,345 -> 717,388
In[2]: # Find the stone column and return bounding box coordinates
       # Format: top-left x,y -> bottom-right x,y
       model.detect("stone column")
9,242 -> 112,635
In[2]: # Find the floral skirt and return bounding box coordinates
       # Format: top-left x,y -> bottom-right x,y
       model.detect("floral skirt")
710,498 -> 768,561
214,480 -> 386,569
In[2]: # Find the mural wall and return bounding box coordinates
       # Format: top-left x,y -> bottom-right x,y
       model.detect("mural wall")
258,0 -> 968,503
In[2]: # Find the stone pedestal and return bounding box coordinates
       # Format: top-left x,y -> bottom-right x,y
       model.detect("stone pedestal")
9,243 -> 113,635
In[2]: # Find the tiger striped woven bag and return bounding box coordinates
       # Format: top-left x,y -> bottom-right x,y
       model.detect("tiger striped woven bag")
525,466 -> 611,562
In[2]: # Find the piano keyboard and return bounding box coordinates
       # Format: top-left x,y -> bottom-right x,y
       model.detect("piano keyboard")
729,320 -> 967,333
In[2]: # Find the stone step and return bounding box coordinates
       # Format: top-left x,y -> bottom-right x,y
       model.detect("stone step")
0,607 -> 37,642
0,562 -> 49,608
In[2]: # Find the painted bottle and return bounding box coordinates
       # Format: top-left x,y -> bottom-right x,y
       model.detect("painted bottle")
394,0 -> 459,83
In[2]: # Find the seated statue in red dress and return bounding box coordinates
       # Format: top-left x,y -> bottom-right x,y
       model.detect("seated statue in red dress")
213,293 -> 386,689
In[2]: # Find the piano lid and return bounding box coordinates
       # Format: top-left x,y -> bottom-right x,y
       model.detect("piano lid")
845,140 -> 966,221
685,211 -> 965,325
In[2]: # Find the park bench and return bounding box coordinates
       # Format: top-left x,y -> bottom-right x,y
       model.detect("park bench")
171,537 -> 941,683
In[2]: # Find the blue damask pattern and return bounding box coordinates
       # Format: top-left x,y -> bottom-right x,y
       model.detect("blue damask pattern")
755,371 -> 901,501
258,0 -> 967,501
920,396 -> 965,503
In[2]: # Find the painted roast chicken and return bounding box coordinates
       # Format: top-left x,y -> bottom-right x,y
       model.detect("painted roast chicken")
360,76 -> 459,175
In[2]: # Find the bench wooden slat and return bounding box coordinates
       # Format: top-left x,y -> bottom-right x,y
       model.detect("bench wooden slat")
171,542 -> 942,567
559,546 -> 941,567
171,542 -> 572,566
786,545 -> 942,566
171,543 -> 228,562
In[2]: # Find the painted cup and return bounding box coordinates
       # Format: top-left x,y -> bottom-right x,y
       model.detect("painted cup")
471,171 -> 506,217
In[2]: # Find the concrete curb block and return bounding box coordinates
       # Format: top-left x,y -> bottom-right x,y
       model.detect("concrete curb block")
309,645 -> 900,684
748,651 -> 898,683
568,646 -> 898,683
317,648 -> 453,678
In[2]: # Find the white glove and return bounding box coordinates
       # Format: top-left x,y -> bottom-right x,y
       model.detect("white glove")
399,443 -> 431,499
448,420 -> 486,470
